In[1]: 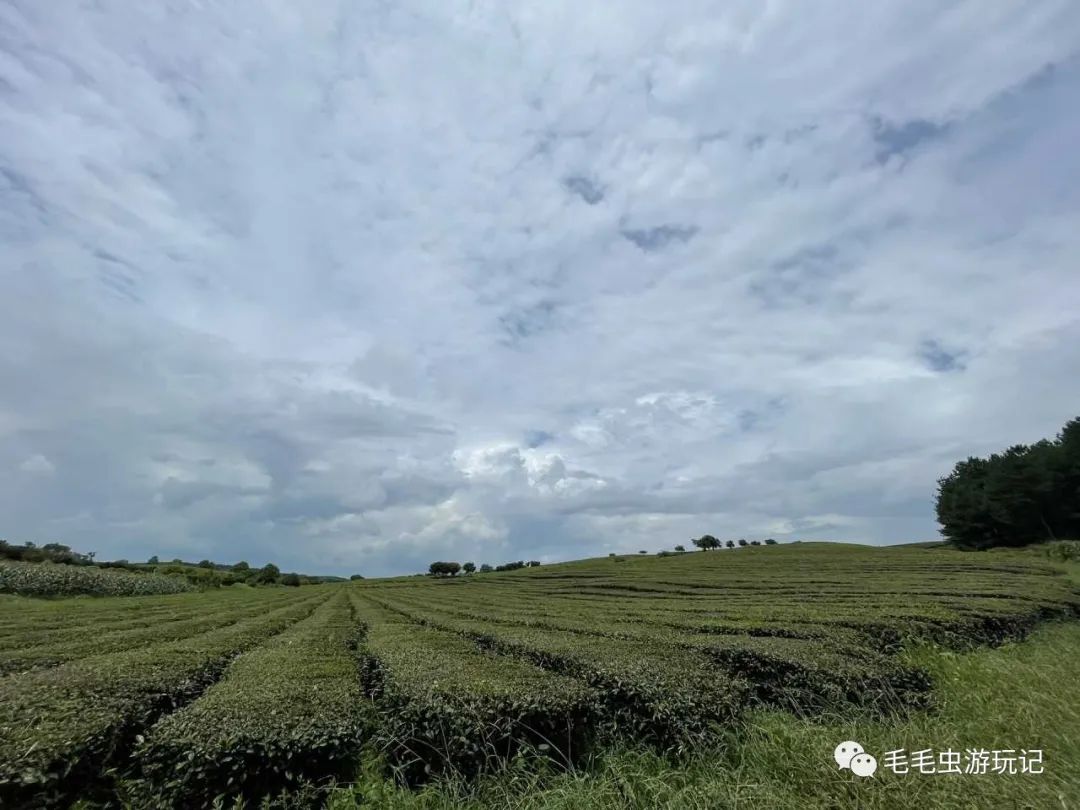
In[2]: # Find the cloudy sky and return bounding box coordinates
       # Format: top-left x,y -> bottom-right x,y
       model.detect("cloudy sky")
2,2 -> 1079,576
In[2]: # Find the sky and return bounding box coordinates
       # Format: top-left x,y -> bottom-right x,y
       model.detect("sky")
2,1 -> 1079,577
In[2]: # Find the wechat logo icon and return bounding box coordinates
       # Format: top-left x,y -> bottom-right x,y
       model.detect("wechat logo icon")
835,740 -> 877,777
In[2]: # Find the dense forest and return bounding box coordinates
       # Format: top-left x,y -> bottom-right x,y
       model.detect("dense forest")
936,417 -> 1080,549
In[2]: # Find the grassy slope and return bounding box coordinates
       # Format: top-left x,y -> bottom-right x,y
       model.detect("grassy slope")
325,554 -> 1080,810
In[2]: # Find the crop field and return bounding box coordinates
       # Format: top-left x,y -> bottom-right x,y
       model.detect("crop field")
0,543 -> 1077,808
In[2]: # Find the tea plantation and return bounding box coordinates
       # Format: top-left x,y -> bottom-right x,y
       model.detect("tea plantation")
0,543 -> 1077,808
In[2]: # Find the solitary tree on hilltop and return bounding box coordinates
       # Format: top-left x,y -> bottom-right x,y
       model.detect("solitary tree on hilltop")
694,535 -> 720,551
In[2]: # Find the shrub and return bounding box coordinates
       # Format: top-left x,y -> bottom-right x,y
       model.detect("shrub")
282,573 -> 302,587
354,609 -> 598,778
135,594 -> 363,806
0,594 -> 323,807
0,560 -> 194,598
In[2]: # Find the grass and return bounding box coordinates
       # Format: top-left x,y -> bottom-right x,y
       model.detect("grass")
325,619 -> 1080,810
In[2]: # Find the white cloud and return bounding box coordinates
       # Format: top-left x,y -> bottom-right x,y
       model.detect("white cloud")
1,1 -> 1079,574
19,454 -> 55,476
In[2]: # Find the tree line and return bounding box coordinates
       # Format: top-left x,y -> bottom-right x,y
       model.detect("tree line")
428,559 -> 541,577
0,541 -> 352,588
936,416 -> 1080,550
688,535 -> 778,550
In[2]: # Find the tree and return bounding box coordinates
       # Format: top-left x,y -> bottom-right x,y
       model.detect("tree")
281,573 -> 301,587
528,560 -> 541,567
428,561 -> 462,577
750,540 -> 761,546
738,538 -> 748,547
147,555 -> 159,565
935,416 -> 1080,549
764,538 -> 777,545
479,564 -> 493,573
725,540 -> 735,549
608,552 -> 617,557
674,544 -> 686,552
463,562 -> 476,574
638,550 -> 648,554
198,559 -> 214,569
693,535 -> 720,551
232,561 -> 250,572
255,563 -> 280,584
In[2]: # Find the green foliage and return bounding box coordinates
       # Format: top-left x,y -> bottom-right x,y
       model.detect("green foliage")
937,416 -> 1080,549
429,561 -> 462,577
0,592 -> 289,675
725,540 -> 735,549
135,593 -> 365,807
350,574 -> 366,581
2,545 -> 1077,808
674,545 -> 686,552
256,563 -> 281,584
282,572 -> 302,587
0,591 -> 324,808
324,624 -> 1080,810
463,562 -> 476,574
353,599 -> 598,778
764,538 -> 778,545
692,535 -> 720,551
479,564 -> 493,573
0,560 -> 194,597
0,541 -> 91,565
